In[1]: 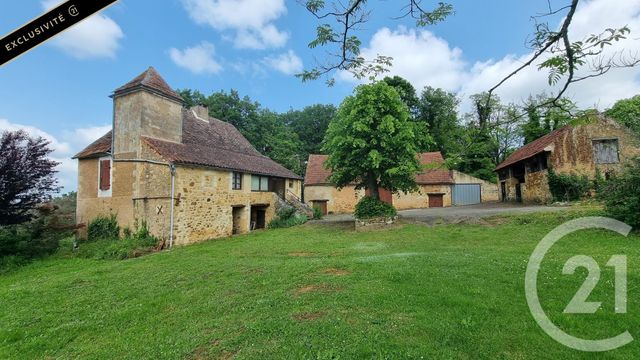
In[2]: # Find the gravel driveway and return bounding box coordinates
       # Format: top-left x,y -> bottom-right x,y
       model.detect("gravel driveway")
314,203 -> 566,226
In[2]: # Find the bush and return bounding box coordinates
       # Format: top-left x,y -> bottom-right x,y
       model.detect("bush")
0,203 -> 72,270
312,206 -> 324,220
87,214 -> 120,241
268,207 -> 308,229
354,196 -> 397,219
76,220 -> 159,260
599,158 -> 640,230
547,169 -> 590,202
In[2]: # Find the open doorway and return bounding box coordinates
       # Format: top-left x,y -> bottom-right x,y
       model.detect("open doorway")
232,206 -> 245,234
250,205 -> 268,230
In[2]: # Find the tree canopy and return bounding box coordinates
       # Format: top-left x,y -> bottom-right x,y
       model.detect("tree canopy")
323,81 -> 428,199
0,130 -> 60,226
605,95 -> 640,135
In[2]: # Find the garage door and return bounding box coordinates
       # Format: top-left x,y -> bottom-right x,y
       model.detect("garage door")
452,184 -> 481,205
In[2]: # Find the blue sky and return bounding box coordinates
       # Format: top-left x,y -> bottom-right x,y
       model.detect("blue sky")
1,0 -> 640,192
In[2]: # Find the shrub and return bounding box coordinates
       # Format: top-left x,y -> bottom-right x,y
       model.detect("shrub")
76,220 -> 159,260
547,169 -> 590,202
268,207 -> 308,229
312,206 -> 324,220
87,214 -> 120,241
268,215 -> 308,229
0,203 -> 72,270
354,196 -> 397,219
599,158 -> 640,230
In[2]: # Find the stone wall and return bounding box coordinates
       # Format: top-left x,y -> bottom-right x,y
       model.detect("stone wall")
393,184 -> 452,210
304,185 -> 365,214
549,118 -> 640,177
112,90 -> 183,158
305,183 -> 453,213
499,118 -> 640,204
171,166 -> 279,245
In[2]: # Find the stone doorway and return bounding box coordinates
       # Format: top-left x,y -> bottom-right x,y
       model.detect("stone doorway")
232,206 -> 246,234
250,205 -> 268,230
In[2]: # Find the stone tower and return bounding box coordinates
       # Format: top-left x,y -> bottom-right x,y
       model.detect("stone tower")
111,67 -> 184,159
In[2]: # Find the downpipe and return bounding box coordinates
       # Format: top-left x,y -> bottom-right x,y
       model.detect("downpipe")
169,164 -> 176,248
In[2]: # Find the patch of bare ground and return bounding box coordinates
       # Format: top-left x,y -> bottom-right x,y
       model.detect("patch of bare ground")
186,339 -> 222,360
293,311 -> 326,321
294,283 -> 334,297
322,268 -> 349,276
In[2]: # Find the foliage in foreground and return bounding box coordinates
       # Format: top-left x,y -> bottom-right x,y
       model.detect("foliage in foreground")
0,130 -> 60,226
268,208 -> 308,229
75,219 -> 159,260
599,157 -> 640,230
2,208 -> 638,359
0,199 -> 75,271
354,196 -> 397,219
87,214 -> 120,242
547,168 -> 591,202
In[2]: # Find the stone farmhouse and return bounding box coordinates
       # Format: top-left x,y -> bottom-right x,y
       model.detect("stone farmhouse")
495,116 -> 640,203
74,67 -> 303,246
304,152 -> 499,214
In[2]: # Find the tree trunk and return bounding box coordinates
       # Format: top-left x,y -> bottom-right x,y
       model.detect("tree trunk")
366,173 -> 380,200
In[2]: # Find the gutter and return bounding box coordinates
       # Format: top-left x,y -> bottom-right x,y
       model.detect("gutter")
169,163 -> 176,248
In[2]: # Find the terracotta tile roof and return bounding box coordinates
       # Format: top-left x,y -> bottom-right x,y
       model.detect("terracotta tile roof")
113,67 -> 183,102
73,131 -> 112,159
305,151 -> 453,185
73,110 -> 301,179
495,125 -> 571,171
143,109 -> 302,179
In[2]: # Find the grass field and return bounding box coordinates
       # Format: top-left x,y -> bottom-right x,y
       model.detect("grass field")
1,208 -> 639,359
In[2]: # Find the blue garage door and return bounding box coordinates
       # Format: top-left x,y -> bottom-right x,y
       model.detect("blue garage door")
453,184 -> 481,205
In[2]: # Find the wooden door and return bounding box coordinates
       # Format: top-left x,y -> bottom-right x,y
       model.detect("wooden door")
313,200 -> 328,215
428,194 -> 444,208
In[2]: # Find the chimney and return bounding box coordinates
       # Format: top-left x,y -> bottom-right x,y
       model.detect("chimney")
192,104 -> 209,121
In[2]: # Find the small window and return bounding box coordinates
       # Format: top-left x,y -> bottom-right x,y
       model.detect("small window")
251,175 -> 269,191
288,180 -> 294,188
593,139 -> 620,164
99,159 -> 111,191
232,172 -> 242,190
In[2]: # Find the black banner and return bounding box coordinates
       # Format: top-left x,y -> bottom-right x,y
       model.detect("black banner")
1,0 -> 119,66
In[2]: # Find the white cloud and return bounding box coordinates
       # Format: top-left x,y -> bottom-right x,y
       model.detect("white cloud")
263,50 -> 303,75
181,0 -> 288,49
341,0 -> 640,112
169,42 -> 223,74
42,0 -> 123,59
340,26 -> 466,91
0,119 -> 110,192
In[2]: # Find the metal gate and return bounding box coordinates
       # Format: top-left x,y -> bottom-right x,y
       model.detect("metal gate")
452,184 -> 481,206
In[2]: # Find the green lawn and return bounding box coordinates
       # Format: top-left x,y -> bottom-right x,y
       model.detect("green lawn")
1,209 -> 639,359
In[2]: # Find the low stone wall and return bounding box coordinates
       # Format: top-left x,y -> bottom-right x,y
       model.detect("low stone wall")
355,216 -> 398,231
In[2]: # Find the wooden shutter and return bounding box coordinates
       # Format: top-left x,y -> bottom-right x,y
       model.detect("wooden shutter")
99,160 -> 111,191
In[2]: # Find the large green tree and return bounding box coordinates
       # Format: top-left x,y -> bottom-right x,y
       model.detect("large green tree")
323,82 -> 426,199
417,86 -> 460,155
605,95 -> 640,135
382,76 -> 419,117
281,104 -> 336,157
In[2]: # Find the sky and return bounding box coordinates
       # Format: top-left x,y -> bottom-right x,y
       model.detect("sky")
1,0 -> 640,192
